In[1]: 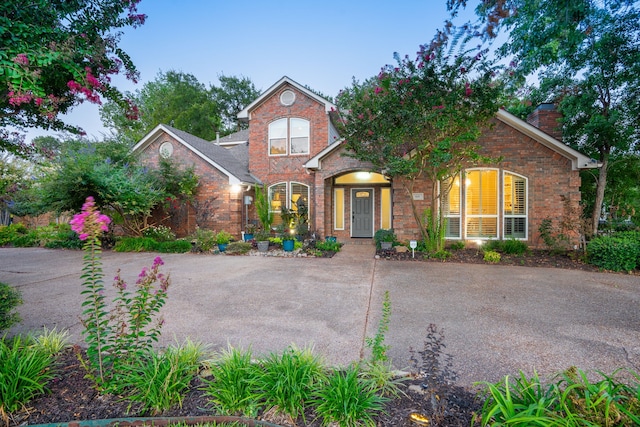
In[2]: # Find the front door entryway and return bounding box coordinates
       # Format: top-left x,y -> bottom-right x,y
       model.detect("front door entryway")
351,188 -> 373,237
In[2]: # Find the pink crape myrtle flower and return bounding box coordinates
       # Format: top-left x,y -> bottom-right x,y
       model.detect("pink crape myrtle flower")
70,196 -> 111,241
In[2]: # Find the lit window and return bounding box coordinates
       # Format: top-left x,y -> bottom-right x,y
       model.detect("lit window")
334,188 -> 345,230
268,118 -> 309,156
442,175 -> 461,238
466,169 -> 498,238
381,188 -> 391,229
504,172 -> 527,239
268,182 -> 310,226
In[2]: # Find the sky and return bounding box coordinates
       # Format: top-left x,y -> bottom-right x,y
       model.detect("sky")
27,0 -> 479,142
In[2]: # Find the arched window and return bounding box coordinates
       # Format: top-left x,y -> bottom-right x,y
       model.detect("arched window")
268,118 -> 309,156
268,182 -> 310,226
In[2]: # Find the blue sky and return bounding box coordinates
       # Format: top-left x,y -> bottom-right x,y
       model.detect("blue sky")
30,0 -> 479,142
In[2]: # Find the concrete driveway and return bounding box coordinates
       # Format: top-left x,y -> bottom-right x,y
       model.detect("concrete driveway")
2,246 -> 639,386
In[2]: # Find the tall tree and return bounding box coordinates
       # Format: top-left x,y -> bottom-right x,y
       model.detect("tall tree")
336,44 -> 505,250
211,74 -> 260,132
0,0 -> 145,156
446,0 -> 640,236
101,70 -> 222,143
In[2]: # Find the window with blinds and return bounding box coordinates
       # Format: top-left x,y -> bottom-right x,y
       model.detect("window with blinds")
504,172 -> 527,238
442,175 -> 461,238
465,169 -> 498,238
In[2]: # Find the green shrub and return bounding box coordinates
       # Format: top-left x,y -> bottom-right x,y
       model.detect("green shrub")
28,327 -> 70,355
587,234 -> 640,272
483,250 -> 501,263
191,228 -> 217,252
142,225 -> 176,242
117,340 -> 204,415
155,239 -> 191,253
224,241 -> 252,255
373,229 -> 396,249
0,282 -> 22,332
204,346 -> 261,417
113,236 -> 158,252
256,346 -> 327,423
314,240 -> 342,252
484,239 -> 529,255
44,225 -> 83,249
0,336 -> 56,414
215,230 -> 234,245
475,368 -> 640,426
448,241 -> 465,251
0,223 -> 28,246
313,363 -> 386,427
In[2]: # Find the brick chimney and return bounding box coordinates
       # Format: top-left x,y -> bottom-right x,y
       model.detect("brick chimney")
526,103 -> 563,141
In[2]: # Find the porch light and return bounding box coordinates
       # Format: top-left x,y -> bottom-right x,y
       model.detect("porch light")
230,184 -> 242,193
355,171 -> 371,180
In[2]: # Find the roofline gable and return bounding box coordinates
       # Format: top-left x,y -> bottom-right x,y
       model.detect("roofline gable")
131,124 -> 256,185
304,110 -> 599,171
237,76 -> 336,120
495,109 -> 598,170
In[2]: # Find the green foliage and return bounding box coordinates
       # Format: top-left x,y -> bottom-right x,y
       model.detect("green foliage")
365,291 -> 391,364
587,233 -> 640,272
154,240 -> 191,253
484,239 -> 529,255
211,74 -> 261,133
255,346 -> 327,423
448,241 -> 466,251
373,229 -> 396,249
483,250 -> 501,263
0,336 -> 56,416
254,185 -> 273,234
153,158 -> 200,202
359,360 -> 405,398
215,230 -> 234,245
0,0 -> 144,156
0,282 -> 22,332
313,363 -> 387,427
423,208 -> 446,253
314,240 -> 342,252
224,241 -> 252,255
337,42 -> 505,244
539,218 -> 571,254
191,228 -> 217,252
204,346 -> 261,417
475,367 -> 640,426
142,225 -> 176,242
114,237 -> 159,252
28,327 -> 70,355
117,340 -> 204,415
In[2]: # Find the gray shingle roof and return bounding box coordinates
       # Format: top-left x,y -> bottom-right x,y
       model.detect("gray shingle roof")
162,125 -> 259,184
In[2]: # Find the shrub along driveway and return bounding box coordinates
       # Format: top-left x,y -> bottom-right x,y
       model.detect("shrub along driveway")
2,246 -> 639,386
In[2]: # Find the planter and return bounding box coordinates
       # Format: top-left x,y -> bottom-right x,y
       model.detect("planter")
380,241 -> 393,250
217,243 -> 228,252
244,233 -> 254,242
325,236 -> 337,243
257,240 -> 269,252
282,239 -> 295,252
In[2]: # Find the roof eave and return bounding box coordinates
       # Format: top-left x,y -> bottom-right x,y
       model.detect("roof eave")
496,109 -> 598,170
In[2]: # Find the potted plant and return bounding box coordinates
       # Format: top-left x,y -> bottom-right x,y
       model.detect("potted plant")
244,223 -> 257,241
374,228 -> 396,250
215,230 -> 233,252
281,229 -> 295,252
254,230 -> 270,252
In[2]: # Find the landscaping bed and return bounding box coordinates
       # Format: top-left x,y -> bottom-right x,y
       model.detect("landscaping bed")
13,347 -> 480,427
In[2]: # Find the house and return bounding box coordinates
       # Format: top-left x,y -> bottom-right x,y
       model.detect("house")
132,76 -> 597,248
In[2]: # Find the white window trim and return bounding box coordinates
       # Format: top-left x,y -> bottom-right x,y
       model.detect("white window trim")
333,188 -> 345,231
464,168 -> 500,241
268,118 -> 310,157
440,175 -> 462,240
268,181 -> 310,215
502,170 -> 528,240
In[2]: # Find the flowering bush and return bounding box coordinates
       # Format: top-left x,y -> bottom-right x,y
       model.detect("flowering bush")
71,196 -> 171,390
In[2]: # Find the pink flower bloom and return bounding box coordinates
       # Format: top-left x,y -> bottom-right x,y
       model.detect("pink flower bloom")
465,82 -> 473,97
153,256 -> 164,267
13,54 -> 29,66
79,233 -> 89,241
374,87 -> 382,94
